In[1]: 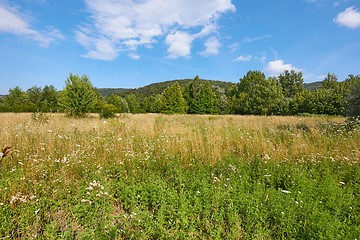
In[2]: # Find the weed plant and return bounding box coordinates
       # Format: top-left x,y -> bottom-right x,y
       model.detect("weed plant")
0,113 -> 359,239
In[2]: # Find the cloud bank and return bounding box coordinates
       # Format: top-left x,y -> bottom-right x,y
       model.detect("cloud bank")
76,0 -> 236,60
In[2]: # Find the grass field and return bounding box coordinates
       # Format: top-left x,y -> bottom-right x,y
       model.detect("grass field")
0,113 -> 359,239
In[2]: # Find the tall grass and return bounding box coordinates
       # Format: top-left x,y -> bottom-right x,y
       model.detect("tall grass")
0,113 -> 359,239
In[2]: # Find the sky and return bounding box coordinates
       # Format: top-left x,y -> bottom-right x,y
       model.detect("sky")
0,0 -> 360,94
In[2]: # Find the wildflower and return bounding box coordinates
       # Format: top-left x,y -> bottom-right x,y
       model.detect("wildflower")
86,186 -> 94,191
263,154 -> 270,160
281,189 -> 291,194
213,176 -> 221,183
35,208 -> 40,215
81,199 -> 92,204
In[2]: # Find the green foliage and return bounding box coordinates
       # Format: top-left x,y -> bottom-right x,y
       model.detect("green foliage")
99,103 -> 118,119
103,78 -> 235,98
108,157 -> 360,239
59,73 -> 98,117
125,94 -> 141,113
161,82 -> 188,114
106,94 -> 129,113
323,73 -> 338,89
233,71 -> 283,115
1,72 -> 358,117
184,77 -> 219,114
40,85 -> 59,112
278,70 -> 304,98
346,75 -> 360,117
2,86 -> 36,112
292,88 -> 347,115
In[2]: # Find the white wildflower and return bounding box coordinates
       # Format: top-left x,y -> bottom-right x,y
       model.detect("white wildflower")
213,176 -> 221,183
81,199 -> 92,204
281,189 -> 291,194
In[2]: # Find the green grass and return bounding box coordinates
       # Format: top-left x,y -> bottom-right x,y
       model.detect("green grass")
0,113 -> 359,239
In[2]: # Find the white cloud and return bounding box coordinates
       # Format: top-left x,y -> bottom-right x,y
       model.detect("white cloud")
199,36 -> 220,57
265,59 -> 302,76
165,31 -> 194,59
233,55 -> 252,62
77,0 -> 236,60
0,3 -> 63,47
334,6 -> 360,29
128,53 -> 141,60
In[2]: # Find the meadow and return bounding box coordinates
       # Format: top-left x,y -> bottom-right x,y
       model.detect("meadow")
0,113 -> 359,239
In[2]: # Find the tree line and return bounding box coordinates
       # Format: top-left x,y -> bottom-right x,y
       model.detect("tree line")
1,71 -> 359,117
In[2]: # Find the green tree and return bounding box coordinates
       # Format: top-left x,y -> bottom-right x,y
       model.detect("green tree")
233,71 -> 283,115
161,82 -> 187,114
3,86 -> 35,112
27,86 -> 42,110
107,94 -> 129,113
152,94 -> 164,113
322,73 -> 338,89
125,94 -> 141,113
345,75 -> 360,116
192,81 -> 218,114
59,73 -> 98,117
292,90 -> 314,114
292,88 -> 346,116
278,70 -> 304,98
40,85 -> 59,112
184,76 -> 219,114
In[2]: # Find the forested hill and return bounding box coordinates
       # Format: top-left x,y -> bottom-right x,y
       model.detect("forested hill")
97,79 -> 235,97
304,81 -> 323,91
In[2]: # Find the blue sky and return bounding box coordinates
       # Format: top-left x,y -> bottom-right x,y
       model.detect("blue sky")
1,0 -> 360,94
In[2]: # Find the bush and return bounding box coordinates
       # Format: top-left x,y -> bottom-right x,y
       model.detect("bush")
99,104 -> 117,119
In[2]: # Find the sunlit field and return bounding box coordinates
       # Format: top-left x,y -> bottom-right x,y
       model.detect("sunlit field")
1,113 -> 359,239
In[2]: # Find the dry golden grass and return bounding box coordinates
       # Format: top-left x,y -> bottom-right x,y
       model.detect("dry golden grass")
0,113 -> 358,168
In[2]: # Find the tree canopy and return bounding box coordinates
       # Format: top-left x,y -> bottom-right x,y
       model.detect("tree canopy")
1,71 -> 359,118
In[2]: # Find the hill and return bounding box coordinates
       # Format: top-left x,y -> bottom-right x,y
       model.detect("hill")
304,81 -> 323,91
96,79 -> 324,98
97,79 -> 236,97
96,88 -> 129,97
